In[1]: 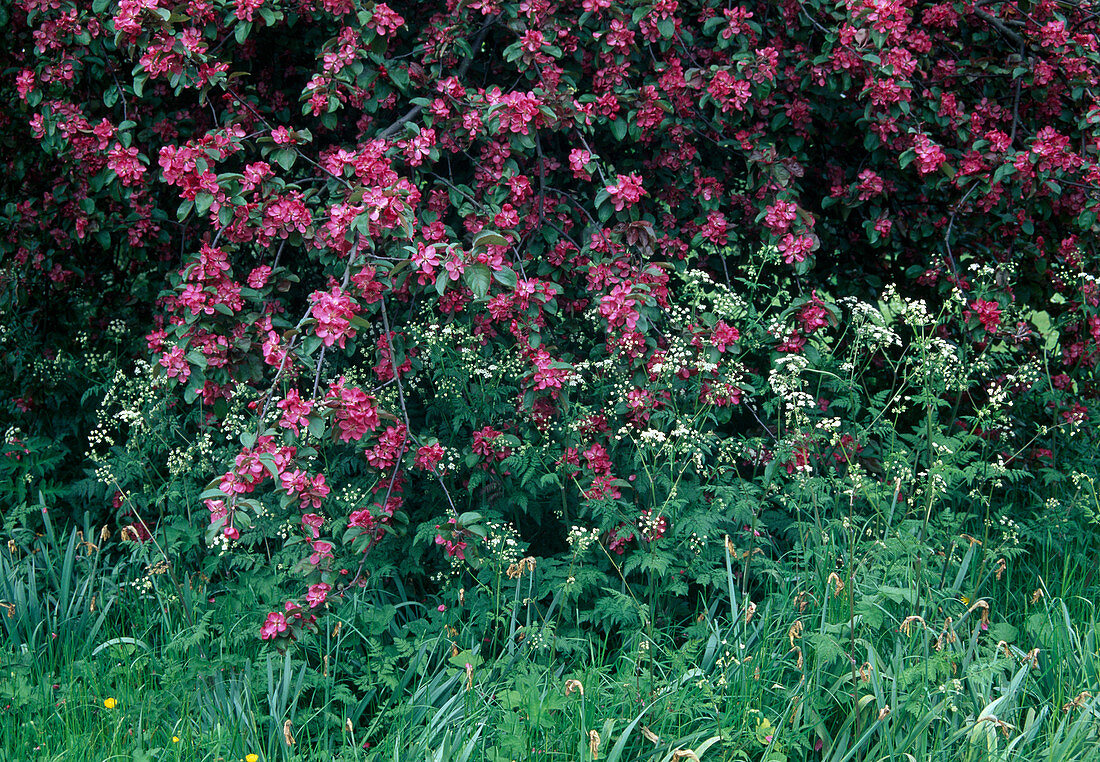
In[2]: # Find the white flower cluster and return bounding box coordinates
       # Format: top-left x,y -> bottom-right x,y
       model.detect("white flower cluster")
881,283 -> 933,328
990,515 -> 1020,546
687,532 -> 706,555
87,361 -> 165,467
638,510 -> 666,538
483,520 -> 522,566
838,297 -> 901,354
841,461 -> 870,498
648,335 -> 695,380
208,531 -> 238,555
909,465 -> 948,508
522,624 -> 553,652
906,336 -> 967,392
567,525 -> 600,555
979,359 -> 1040,423
769,355 -> 817,429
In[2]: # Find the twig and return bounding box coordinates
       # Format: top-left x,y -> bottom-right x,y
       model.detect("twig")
972,7 -> 1024,46
943,182 -> 980,280
1008,52 -> 1023,147
376,15 -> 499,140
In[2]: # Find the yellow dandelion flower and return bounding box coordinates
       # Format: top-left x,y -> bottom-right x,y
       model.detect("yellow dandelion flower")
172,736 -> 180,743
246,754 -> 259,762
103,698 -> 117,709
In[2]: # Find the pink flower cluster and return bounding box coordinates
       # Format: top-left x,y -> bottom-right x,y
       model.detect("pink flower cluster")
310,287 -> 358,348
605,174 -> 646,211
325,378 -> 380,442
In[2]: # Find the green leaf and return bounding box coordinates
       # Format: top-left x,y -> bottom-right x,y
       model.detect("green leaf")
194,192 -> 214,216
464,263 -> 491,299
987,622 -> 1018,643
434,271 -> 450,296
274,149 -> 296,171
256,453 -> 281,480
473,231 -> 508,249
992,163 -> 1015,185
389,66 -> 410,91
493,266 -> 518,289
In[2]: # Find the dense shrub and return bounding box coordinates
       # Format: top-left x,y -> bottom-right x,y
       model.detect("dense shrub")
3,0 -> 1100,641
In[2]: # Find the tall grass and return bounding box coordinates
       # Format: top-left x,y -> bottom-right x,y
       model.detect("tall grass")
3,498 -> 1099,761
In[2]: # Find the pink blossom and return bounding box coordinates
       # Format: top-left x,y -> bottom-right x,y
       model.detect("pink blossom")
260,611 -> 288,640
569,148 -> 592,179
306,582 -> 331,608
764,200 -> 798,233
301,513 -> 324,539
493,91 -> 543,135
158,346 -> 190,383
798,298 -> 829,334
969,299 -> 1002,333
912,134 -> 947,176
700,211 -> 729,245
271,126 -> 295,145
309,287 -> 358,348
277,389 -> 312,435
777,233 -> 815,264
712,321 -> 740,352
605,174 -> 645,212
369,3 -> 404,35
708,69 -> 751,112
857,170 -> 885,200
107,143 -> 146,186
598,282 -> 641,332
308,540 -> 334,565
246,265 -> 272,288
325,379 -> 380,442
414,443 -> 445,471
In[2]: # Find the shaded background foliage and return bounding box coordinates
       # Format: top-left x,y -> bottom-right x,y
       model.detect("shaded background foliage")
2,0 -> 1099,636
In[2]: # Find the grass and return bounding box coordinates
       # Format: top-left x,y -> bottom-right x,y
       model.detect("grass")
2,504 -> 1099,762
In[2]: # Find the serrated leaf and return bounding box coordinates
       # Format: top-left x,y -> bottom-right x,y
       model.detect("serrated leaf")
194,192 -> 214,216
463,263 -> 491,299
493,266 -> 518,289
274,149 -> 296,171
473,231 -> 508,249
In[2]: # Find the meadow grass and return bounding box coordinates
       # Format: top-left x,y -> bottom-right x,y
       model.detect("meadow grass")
2,506 -> 1098,762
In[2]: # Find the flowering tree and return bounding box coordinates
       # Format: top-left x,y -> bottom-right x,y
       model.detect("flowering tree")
4,0 -> 1100,639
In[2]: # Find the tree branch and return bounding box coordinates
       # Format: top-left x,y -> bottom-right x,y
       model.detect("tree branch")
376,15 -> 499,140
